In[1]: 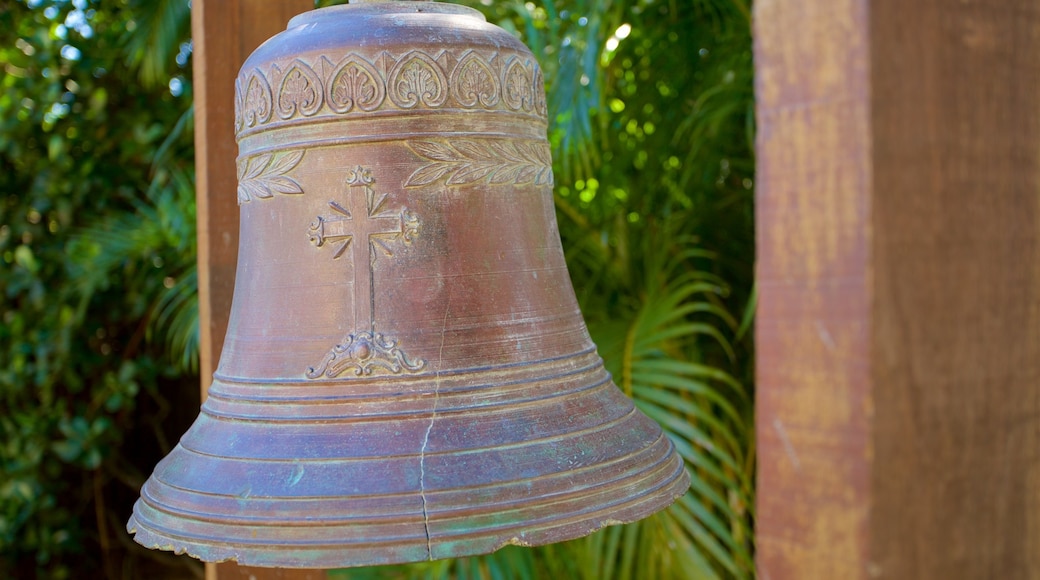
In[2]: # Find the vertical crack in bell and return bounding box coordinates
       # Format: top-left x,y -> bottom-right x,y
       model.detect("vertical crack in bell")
418,411 -> 435,561
419,284 -> 453,561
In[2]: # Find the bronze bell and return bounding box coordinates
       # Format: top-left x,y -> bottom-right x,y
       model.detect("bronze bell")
128,0 -> 689,568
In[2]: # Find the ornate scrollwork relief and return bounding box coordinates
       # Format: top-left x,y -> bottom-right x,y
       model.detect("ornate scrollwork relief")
236,69 -> 274,132
326,57 -> 386,113
275,60 -> 324,119
234,50 -> 547,136
306,331 -> 426,379
502,57 -> 535,112
533,68 -> 547,117
452,51 -> 500,108
388,52 -> 449,108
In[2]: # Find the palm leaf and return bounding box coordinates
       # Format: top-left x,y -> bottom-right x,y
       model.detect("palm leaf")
65,165 -> 198,373
123,0 -> 192,89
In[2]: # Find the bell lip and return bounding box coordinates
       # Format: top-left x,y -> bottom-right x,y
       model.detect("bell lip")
287,1 -> 486,30
126,462 -> 690,568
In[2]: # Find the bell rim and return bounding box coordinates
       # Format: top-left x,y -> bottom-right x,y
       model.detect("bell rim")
126,446 -> 689,568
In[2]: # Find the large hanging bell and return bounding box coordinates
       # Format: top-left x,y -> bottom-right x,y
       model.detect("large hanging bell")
128,0 -> 688,568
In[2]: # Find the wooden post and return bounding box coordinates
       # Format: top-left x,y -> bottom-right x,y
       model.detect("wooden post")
192,1 -> 317,579
755,0 -> 1040,578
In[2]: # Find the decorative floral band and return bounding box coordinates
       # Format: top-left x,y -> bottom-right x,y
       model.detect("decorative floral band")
235,49 -> 548,137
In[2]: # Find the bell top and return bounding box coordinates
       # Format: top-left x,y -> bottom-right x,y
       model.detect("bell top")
234,0 -> 548,153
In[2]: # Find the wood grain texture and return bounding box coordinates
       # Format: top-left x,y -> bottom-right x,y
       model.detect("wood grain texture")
756,0 -> 1040,578
194,0 -> 312,400
870,1 -> 1040,577
192,1 -> 314,579
754,1 -> 873,578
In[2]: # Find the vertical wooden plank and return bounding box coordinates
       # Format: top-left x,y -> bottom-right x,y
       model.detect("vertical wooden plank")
869,1 -> 1040,577
756,0 -> 1040,578
192,1 -> 317,579
754,1 -> 873,578
194,0 -> 311,400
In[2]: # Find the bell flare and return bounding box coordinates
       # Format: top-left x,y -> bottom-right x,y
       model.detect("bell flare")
129,0 -> 689,568
127,353 -> 688,567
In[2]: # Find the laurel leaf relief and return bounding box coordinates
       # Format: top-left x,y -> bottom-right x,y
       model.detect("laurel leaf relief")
404,140 -> 553,187
236,150 -> 305,203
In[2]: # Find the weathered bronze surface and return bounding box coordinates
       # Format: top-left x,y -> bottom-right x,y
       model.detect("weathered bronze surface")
128,1 -> 688,568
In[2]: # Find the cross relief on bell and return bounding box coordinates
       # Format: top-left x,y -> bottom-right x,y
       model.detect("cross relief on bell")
306,165 -> 425,379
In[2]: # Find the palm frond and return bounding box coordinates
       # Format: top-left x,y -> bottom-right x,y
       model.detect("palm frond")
621,272 -> 753,578
65,165 -> 198,372
123,0 -> 191,89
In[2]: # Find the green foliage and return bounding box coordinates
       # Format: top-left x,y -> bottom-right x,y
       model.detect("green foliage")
0,0 -> 198,577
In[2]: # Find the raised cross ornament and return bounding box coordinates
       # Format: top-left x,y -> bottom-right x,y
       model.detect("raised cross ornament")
306,166 -> 424,378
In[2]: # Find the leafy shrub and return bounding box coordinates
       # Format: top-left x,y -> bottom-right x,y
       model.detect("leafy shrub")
0,1 -> 196,577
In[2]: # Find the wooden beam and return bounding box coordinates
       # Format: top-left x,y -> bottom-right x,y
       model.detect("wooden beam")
192,1 -> 316,579
754,1 -> 872,576
755,0 -> 1040,578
